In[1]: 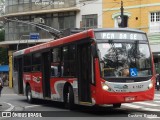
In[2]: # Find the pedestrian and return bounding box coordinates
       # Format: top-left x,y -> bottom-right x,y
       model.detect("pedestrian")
156,74 -> 160,91
0,76 -> 3,97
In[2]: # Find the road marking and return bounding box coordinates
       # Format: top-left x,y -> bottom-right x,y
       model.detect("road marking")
154,96 -> 160,100
154,94 -> 160,99
155,94 -> 160,96
134,102 -> 160,106
147,117 -> 160,119
123,103 -> 142,109
2,102 -> 15,111
25,105 -> 41,108
140,107 -> 160,111
123,103 -> 160,111
122,94 -> 160,113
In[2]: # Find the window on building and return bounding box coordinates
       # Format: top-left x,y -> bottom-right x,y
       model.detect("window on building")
58,12 -> 76,30
82,14 -> 97,29
150,12 -> 160,22
150,12 -> 160,33
6,12 -> 76,41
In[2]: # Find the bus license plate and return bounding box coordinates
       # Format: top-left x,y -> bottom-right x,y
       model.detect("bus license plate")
125,97 -> 135,102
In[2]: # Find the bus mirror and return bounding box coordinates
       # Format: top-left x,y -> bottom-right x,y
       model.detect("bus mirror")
91,44 -> 98,58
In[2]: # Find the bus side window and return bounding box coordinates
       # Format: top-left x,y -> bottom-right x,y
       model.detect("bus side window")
51,48 -> 62,77
32,53 -> 41,72
51,66 -> 57,77
62,45 -> 76,77
51,65 -> 63,77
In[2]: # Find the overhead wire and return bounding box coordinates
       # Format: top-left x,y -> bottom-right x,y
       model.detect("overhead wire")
4,17 -> 62,39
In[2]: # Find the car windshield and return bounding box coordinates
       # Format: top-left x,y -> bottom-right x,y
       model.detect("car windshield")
97,42 -> 152,78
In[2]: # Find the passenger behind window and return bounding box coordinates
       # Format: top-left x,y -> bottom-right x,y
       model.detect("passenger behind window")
51,66 -> 58,77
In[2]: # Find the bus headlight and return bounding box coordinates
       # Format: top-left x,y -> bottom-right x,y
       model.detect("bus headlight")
102,84 -> 109,90
148,82 -> 153,89
102,83 -> 111,91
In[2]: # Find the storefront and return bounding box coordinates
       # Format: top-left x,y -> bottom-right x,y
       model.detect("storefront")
0,65 -> 9,86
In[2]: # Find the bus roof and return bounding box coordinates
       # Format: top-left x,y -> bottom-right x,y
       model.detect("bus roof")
13,29 -> 94,57
13,28 -> 146,57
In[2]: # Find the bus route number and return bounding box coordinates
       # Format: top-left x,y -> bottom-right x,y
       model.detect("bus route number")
102,33 -> 138,40
130,34 -> 137,40
119,33 -> 137,40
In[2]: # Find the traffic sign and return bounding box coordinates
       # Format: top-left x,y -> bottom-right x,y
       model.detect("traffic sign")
30,33 -> 39,40
129,68 -> 138,77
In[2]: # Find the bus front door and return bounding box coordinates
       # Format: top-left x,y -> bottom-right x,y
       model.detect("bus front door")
77,43 -> 91,103
42,51 -> 51,98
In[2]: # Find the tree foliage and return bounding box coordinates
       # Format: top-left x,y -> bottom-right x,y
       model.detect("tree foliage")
0,29 -> 8,65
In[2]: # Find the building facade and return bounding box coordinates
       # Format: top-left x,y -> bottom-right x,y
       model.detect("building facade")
103,0 -> 160,73
0,0 -> 102,87
4,0 -> 78,47
3,0 -> 102,47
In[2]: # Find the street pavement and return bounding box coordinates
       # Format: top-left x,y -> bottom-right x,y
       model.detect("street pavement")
122,92 -> 160,111
0,87 -> 160,112
0,87 -> 16,111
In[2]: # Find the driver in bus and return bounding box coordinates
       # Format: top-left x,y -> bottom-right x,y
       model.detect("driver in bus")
122,68 -> 129,77
120,64 -> 130,77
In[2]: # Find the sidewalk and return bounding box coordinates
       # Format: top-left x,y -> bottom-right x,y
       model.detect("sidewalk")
1,86 -> 15,95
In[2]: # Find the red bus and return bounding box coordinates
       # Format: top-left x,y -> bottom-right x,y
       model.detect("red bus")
13,28 -> 155,109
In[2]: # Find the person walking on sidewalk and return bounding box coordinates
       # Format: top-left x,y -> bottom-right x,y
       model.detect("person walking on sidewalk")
0,76 -> 3,97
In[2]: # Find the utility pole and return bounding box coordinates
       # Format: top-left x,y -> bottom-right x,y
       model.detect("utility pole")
120,0 -> 124,27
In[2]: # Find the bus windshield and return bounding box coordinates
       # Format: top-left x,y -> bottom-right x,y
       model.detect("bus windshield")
97,42 -> 152,78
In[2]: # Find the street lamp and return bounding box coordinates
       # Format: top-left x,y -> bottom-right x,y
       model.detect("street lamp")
17,35 -> 30,50
117,16 -> 122,27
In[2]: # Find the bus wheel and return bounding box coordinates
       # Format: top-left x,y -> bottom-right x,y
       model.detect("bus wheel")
113,103 -> 121,108
26,86 -> 34,103
64,86 -> 75,110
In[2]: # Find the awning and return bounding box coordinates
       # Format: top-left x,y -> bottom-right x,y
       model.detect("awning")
0,65 -> 9,72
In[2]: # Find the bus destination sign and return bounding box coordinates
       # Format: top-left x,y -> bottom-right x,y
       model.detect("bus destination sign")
95,32 -> 147,40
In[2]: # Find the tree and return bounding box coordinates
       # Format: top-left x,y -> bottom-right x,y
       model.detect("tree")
0,29 -> 8,65
0,0 -> 8,65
